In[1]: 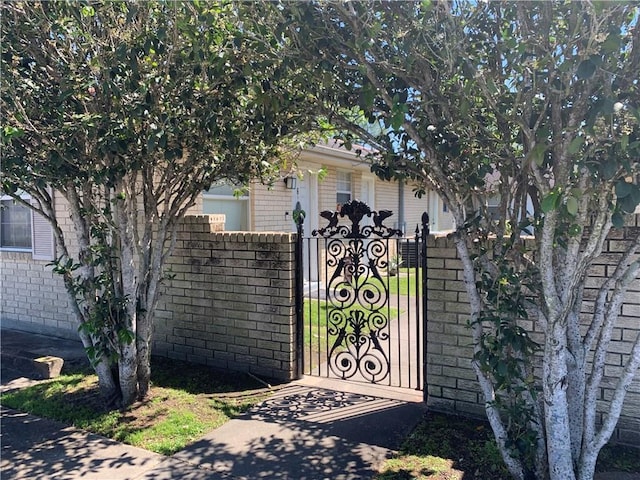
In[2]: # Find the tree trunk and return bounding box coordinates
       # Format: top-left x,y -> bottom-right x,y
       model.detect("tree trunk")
136,313 -> 153,399
118,341 -> 139,407
113,183 -> 141,407
578,445 -> 599,480
77,328 -> 121,407
454,235 -> 527,480
544,321 -> 576,480
94,360 -> 121,408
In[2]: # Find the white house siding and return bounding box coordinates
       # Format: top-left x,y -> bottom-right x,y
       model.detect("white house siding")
403,183 -> 430,235
203,143 -> 447,234
317,167 -> 338,215
372,180 -> 431,236
249,164 -> 367,234
374,180 -> 399,227
428,191 -> 455,233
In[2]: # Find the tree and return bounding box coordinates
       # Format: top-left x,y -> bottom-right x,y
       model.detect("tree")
278,2 -> 640,479
1,1 -> 319,408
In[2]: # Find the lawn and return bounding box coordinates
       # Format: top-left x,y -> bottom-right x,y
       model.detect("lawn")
380,268 -> 423,297
301,267 -> 417,366
327,267 -> 423,297
0,356 -> 272,455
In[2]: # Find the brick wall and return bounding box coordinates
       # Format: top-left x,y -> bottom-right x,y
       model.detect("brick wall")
0,191 -> 204,339
425,214 -> 640,444
0,251 -> 75,336
2,212 -> 298,380
154,215 -> 298,381
251,182 -> 294,232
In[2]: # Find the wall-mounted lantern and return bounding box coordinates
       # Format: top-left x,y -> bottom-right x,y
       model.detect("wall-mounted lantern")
284,176 -> 297,190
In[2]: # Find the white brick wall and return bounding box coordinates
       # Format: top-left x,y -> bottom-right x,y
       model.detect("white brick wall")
1,190 -> 203,338
425,217 -> 640,445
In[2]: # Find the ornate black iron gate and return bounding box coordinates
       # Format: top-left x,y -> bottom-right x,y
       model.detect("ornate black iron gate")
294,200 -> 429,393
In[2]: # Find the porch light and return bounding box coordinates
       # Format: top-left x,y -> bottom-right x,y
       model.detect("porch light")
284,176 -> 297,190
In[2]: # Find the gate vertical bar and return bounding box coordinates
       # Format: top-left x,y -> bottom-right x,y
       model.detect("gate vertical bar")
401,236 -> 408,388
386,238 -> 402,386
294,205 -> 305,379
322,237 -> 327,377
414,225 -> 421,391
308,237 -> 315,375
421,212 -> 430,402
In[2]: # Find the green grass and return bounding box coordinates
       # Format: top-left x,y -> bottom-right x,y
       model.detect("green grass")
0,357 -> 271,455
124,409 -> 206,455
327,268 -> 422,297
381,268 -> 423,296
301,274 -> 410,373
377,412 -> 510,480
303,298 -> 401,329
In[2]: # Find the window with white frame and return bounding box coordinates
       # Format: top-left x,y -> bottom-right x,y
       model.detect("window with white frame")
0,192 -> 55,260
1,196 -> 32,250
336,171 -> 352,210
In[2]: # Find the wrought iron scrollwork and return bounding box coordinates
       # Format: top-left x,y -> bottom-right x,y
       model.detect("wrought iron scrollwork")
313,200 -> 402,384
312,200 -> 403,239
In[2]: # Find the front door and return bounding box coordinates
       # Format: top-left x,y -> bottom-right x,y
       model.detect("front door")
295,174 -> 319,282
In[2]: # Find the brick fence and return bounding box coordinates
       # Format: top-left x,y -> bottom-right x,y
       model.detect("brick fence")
1,211 -> 638,442
153,215 -> 298,381
424,215 -> 640,445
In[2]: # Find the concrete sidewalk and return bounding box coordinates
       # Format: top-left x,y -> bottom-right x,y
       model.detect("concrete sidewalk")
1,328 -> 425,479
1,406 -> 209,480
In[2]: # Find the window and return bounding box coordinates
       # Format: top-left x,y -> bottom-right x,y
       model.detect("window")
336,171 -> 352,209
0,193 -> 55,260
1,198 -> 32,249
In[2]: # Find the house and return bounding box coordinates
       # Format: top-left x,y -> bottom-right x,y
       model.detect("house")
0,141 -> 454,272
202,141 -> 455,235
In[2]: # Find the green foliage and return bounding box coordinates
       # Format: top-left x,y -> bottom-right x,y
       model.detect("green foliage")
1,1 -> 323,404
282,1 -> 640,223
49,206 -> 134,367
279,5 -> 639,477
472,252 -> 541,476
377,412 -> 510,479
1,1 -> 317,192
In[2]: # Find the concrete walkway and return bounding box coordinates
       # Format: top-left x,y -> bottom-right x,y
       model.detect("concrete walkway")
1,328 -> 425,480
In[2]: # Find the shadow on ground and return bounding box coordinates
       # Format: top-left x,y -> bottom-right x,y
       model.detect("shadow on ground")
168,385 -> 426,480
0,407 -> 168,480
